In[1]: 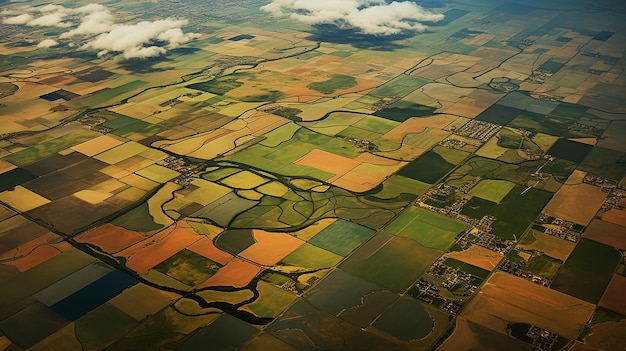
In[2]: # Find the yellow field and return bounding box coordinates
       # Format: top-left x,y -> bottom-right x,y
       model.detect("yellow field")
221,171 -> 268,190
444,245 -> 503,271
94,141 -> 150,164
157,113 -> 288,160
71,135 -> 124,156
147,182 -> 182,227
0,186 -> 50,212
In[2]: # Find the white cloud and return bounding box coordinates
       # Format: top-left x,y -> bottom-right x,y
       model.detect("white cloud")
2,13 -> 33,25
27,12 -> 71,27
261,0 -> 444,36
37,39 -> 59,48
59,9 -> 114,38
81,19 -> 198,58
1,3 -> 199,59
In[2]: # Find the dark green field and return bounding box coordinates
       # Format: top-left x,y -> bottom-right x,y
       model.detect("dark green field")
398,149 -> 456,184
487,185 -> 552,240
306,269 -> 384,316
372,297 -> 434,341
214,229 -> 255,255
460,196 -> 497,219
551,239 -> 621,303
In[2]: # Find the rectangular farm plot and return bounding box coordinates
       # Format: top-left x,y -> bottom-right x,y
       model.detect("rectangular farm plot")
583,219 -> 626,251
599,274 -> 626,317
71,135 -> 124,157
294,148 -> 407,192
243,281 -> 298,319
542,183 -> 607,226
0,302 -> 69,349
153,249 -> 221,287
487,185 -> 553,240
461,272 -> 595,340
135,164 -> 180,183
94,141 -> 149,165
49,269 -> 137,321
385,206 -> 470,250
341,232 -> 442,293
33,261 -> 113,307
308,220 -> 374,256
551,238 -> 622,303
468,179 -> 516,203
191,192 -> 257,227
0,186 -> 50,212
280,243 -> 343,269
73,302 -> 137,351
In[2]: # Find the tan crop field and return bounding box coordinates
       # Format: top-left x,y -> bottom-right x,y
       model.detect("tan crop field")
542,183 -> 606,225
71,135 -> 124,157
461,272 -> 595,339
444,245 -> 503,271
383,114 -> 458,142
0,186 -> 51,212
438,317 -> 530,351
517,229 -> 577,262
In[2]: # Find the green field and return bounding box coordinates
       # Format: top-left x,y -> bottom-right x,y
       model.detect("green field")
551,239 -> 621,303
578,147 -> 626,180
338,290 -> 399,328
432,145 -> 470,165
398,149 -> 457,184
524,254 -> 560,278
372,175 -> 430,199
445,157 -> 519,187
307,74 -> 357,94
3,130 -> 99,167
187,75 -> 244,95
468,179 -> 516,203
266,299 -> 402,350
153,249 -> 221,286
111,203 -> 162,233
77,80 -> 148,107
214,229 -> 255,255
245,281 -> 298,318
460,196 -> 498,219
307,269 -> 385,316
372,297 -> 434,341
488,185 -> 552,240
369,75 -> 430,98
308,220 -> 375,256
385,206 -> 469,250
75,303 -> 137,351
341,232 -> 442,293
